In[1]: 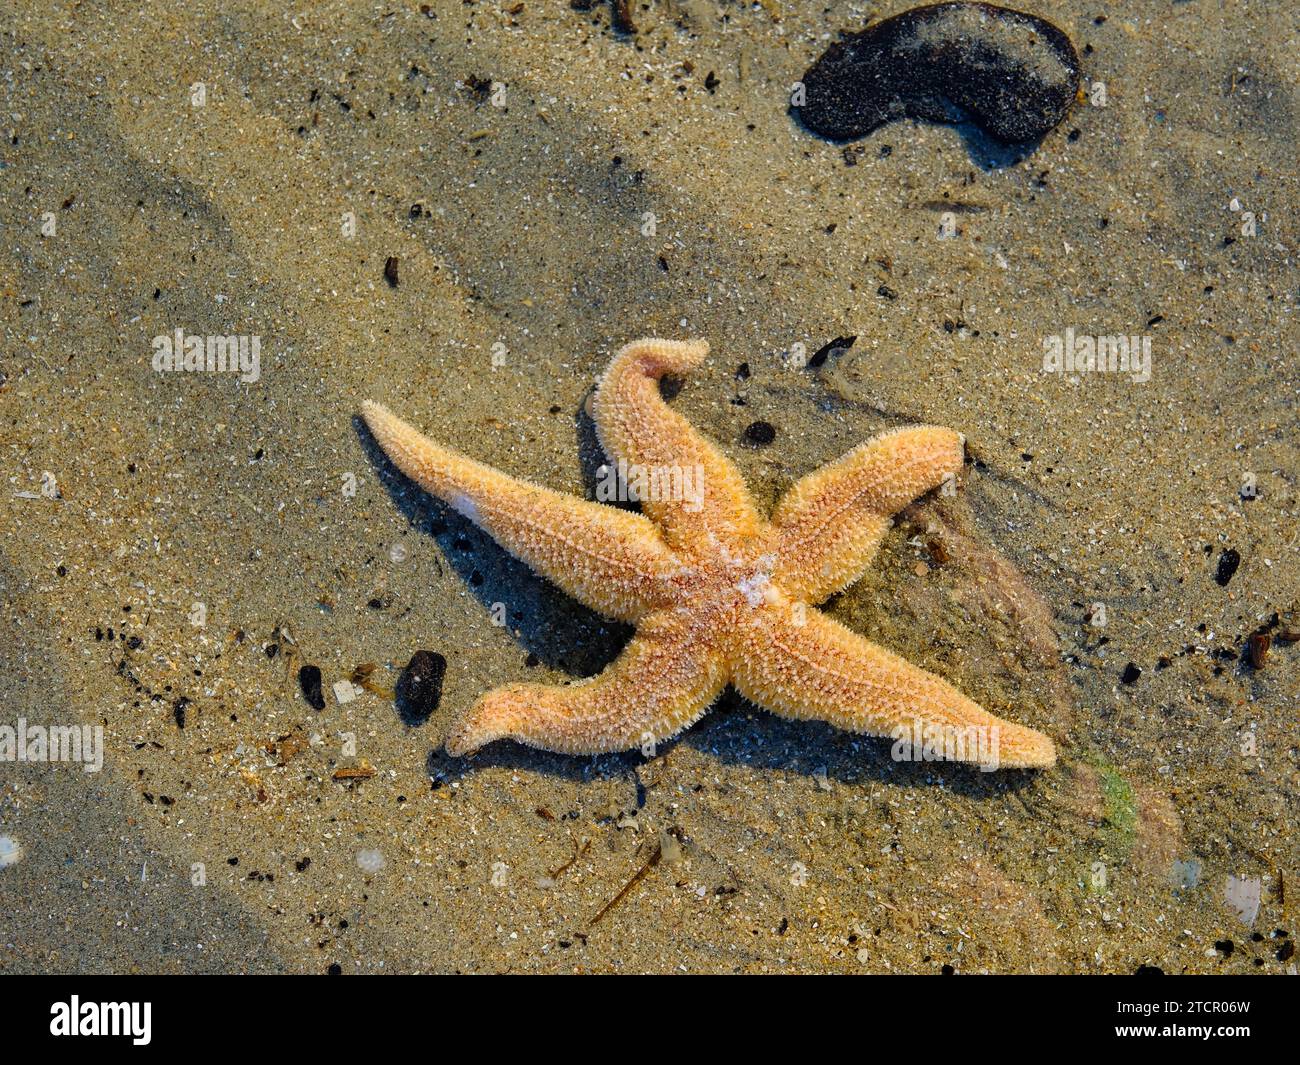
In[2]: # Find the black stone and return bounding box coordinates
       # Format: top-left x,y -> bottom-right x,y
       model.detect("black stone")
298,664 -> 326,710
1215,547 -> 1241,587
395,650 -> 446,726
808,335 -> 857,368
795,3 -> 1081,145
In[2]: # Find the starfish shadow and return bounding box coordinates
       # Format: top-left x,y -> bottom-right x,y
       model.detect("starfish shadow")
574,391 -> 614,499
431,686 -> 1042,797
426,744 -> 647,787
679,691 -> 1042,798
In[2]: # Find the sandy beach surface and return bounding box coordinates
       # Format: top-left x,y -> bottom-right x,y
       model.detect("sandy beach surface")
1,0 -> 1296,973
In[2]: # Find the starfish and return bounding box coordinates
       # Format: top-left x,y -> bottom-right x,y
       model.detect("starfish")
362,339 -> 1056,769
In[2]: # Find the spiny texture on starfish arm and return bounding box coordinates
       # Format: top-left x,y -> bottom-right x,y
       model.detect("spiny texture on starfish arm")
360,399 -> 682,624
361,338 -> 1057,769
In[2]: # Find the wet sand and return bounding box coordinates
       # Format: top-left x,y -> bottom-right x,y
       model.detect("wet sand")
0,0 -> 1295,973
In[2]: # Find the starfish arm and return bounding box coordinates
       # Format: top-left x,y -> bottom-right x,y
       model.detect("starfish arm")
730,607 -> 1056,769
771,426 -> 964,603
590,338 -> 762,551
445,611 -> 729,756
362,401 -> 682,623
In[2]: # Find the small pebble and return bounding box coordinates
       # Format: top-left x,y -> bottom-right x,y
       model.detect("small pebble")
299,664 -> 326,710
808,335 -> 856,368
0,835 -> 22,868
1247,632 -> 1269,669
1224,874 -> 1261,926
658,828 -> 683,866
1215,547 -> 1241,586
357,848 -> 386,873
395,650 -> 447,726
744,420 -> 777,445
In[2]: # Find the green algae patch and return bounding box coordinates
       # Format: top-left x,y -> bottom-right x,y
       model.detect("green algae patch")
1092,756 -> 1138,862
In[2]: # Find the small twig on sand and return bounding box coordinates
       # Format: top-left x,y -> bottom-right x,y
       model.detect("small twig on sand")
590,841 -> 661,925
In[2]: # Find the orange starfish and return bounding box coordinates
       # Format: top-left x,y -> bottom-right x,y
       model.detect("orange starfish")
362,339 -> 1056,769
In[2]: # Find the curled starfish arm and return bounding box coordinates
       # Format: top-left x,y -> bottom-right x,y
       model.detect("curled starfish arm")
445,611 -> 729,756
771,426 -> 964,603
731,607 -> 1056,769
591,338 -> 762,551
362,401 -> 681,622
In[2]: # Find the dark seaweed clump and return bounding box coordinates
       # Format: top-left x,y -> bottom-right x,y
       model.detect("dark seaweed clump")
795,2 -> 1080,144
